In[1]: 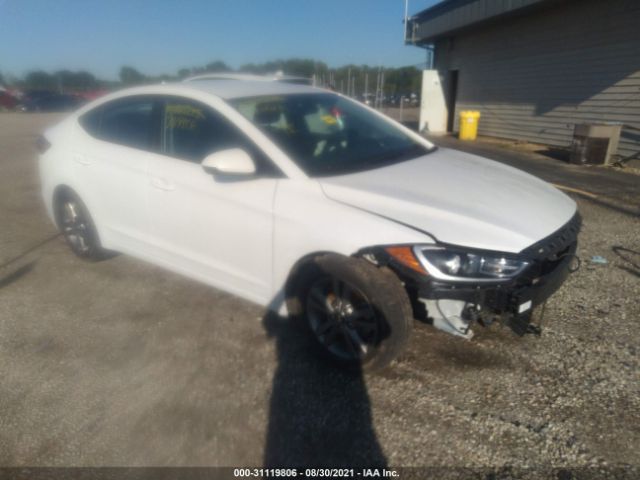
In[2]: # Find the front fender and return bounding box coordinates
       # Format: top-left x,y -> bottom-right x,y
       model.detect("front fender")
270,179 -> 433,310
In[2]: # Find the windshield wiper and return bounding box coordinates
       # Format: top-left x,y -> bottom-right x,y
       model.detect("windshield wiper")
309,143 -> 436,177
372,143 -> 433,164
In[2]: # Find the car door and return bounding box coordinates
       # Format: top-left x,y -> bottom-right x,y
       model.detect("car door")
146,96 -> 281,304
74,96 -> 161,253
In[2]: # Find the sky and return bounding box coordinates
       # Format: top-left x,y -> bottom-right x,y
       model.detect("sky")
0,0 -> 441,80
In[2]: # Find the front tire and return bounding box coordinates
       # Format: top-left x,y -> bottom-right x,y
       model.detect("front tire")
293,254 -> 413,372
54,190 -> 106,261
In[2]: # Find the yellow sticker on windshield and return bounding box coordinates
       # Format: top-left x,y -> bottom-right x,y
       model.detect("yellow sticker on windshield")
321,115 -> 338,125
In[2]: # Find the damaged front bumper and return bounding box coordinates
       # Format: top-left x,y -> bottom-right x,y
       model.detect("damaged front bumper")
416,244 -> 578,337
369,213 -> 582,338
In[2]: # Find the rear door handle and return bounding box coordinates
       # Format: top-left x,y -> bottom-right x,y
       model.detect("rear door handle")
151,177 -> 175,191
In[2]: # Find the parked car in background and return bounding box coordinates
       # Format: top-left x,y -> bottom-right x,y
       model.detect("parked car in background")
19,89 -> 54,103
0,88 -> 19,110
38,79 -> 580,371
75,89 -> 110,102
19,92 -> 84,112
359,93 -> 374,106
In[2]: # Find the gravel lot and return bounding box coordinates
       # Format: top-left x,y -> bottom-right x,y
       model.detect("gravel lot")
0,113 -> 638,476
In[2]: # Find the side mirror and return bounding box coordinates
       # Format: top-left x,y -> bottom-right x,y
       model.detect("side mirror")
201,148 -> 256,176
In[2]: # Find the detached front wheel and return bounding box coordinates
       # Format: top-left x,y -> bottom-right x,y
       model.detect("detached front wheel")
298,254 -> 413,372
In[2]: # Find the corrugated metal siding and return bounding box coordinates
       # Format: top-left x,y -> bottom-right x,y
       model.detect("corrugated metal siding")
434,0 -> 640,160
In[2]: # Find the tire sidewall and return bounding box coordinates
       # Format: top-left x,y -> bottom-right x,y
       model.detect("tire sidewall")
54,190 -> 104,261
297,254 -> 413,372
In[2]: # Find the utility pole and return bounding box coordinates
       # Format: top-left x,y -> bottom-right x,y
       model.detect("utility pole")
364,73 -> 369,100
380,68 -> 385,108
374,70 -> 378,108
375,67 -> 382,109
374,67 -> 386,110
347,68 -> 351,97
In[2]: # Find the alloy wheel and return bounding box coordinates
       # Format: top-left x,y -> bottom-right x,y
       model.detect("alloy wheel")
306,276 -> 380,361
61,200 -> 91,254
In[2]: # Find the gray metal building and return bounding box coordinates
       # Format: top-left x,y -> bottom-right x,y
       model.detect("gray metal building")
407,0 -> 640,163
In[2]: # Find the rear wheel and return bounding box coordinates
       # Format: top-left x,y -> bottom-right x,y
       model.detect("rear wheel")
55,191 -> 106,261
294,254 -> 413,372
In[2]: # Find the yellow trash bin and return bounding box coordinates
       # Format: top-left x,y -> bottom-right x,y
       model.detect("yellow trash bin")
459,111 -> 481,140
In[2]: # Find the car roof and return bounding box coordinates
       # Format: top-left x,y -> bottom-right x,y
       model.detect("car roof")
71,80 -> 332,122
161,79 -> 323,100
183,72 -> 312,85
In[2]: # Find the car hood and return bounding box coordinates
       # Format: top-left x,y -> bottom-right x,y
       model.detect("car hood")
319,148 -> 577,253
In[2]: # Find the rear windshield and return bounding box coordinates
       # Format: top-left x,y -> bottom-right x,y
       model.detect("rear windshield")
230,93 -> 433,177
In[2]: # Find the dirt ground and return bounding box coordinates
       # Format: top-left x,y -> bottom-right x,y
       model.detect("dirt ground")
0,113 -> 638,476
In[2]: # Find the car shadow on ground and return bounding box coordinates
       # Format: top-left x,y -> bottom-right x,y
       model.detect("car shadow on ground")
0,261 -> 36,290
262,312 -> 387,468
0,232 -> 60,270
0,233 -> 63,289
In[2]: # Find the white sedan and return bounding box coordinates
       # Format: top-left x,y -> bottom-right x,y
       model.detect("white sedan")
38,79 -> 580,370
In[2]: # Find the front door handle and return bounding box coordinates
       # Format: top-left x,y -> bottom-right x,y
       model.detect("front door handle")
73,154 -> 91,166
151,177 -> 175,191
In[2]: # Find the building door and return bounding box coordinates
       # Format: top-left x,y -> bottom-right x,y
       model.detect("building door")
446,70 -> 459,133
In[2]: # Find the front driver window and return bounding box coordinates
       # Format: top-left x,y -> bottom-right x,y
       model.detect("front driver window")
161,98 -> 283,177
162,99 -> 245,163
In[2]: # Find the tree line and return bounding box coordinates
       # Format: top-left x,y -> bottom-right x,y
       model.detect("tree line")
1,58 -> 423,96
1,69 -> 107,91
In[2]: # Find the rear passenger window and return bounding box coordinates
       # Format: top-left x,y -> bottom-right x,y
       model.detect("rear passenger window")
80,108 -> 102,136
80,97 -> 157,151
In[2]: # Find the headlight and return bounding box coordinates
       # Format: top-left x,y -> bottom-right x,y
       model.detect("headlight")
413,246 -> 529,282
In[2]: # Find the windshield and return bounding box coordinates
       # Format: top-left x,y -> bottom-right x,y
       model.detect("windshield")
230,93 -> 433,177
